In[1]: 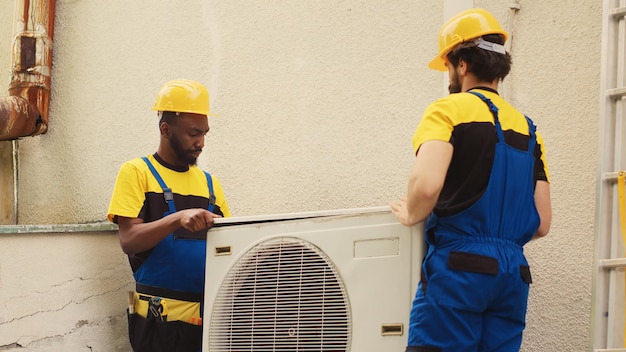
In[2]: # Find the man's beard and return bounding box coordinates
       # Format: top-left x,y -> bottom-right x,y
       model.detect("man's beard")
170,133 -> 200,166
448,69 -> 462,94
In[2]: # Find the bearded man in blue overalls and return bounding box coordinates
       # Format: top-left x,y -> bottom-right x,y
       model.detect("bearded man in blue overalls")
391,8 -> 552,352
108,79 -> 231,352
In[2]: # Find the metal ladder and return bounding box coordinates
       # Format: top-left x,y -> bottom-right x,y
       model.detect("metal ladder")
592,1 -> 626,351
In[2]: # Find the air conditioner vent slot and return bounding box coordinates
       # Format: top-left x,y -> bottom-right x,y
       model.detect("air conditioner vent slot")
208,236 -> 351,351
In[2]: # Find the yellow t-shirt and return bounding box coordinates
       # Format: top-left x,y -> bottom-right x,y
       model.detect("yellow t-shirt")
108,154 -> 231,224
411,88 -> 549,216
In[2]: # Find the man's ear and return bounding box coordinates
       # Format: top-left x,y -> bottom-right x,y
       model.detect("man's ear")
458,59 -> 469,76
159,121 -> 170,137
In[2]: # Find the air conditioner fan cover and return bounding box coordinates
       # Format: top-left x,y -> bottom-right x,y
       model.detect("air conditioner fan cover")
208,236 -> 351,351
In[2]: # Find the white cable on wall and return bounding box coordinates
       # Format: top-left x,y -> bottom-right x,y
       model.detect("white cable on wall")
505,1 -> 521,53
501,1 -> 521,99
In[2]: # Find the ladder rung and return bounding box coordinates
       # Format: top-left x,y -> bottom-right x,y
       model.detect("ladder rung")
609,6 -> 626,17
599,258 -> 626,269
608,87 -> 626,99
595,349 -> 626,352
602,172 -> 625,182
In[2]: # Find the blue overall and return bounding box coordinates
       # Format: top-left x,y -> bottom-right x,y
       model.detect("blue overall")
407,91 -> 540,352
134,157 -> 216,295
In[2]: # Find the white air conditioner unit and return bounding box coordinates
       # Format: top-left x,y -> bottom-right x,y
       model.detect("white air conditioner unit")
203,206 -> 424,352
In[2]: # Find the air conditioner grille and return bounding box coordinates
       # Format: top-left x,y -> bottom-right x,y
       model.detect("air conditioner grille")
208,237 -> 351,351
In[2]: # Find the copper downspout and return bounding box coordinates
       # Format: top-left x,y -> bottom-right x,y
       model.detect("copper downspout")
0,0 -> 55,141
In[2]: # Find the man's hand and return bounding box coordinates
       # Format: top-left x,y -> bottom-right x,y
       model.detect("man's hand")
178,208 -> 222,232
117,208 -> 223,254
390,198 -> 413,226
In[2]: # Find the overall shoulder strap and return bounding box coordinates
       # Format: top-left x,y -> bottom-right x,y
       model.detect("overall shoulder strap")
204,171 -> 216,213
524,116 -> 537,153
468,91 -> 537,154
466,90 -> 505,143
141,156 -> 176,215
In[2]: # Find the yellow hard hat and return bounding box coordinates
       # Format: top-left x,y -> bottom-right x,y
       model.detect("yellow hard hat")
429,8 -> 508,71
151,79 -> 217,116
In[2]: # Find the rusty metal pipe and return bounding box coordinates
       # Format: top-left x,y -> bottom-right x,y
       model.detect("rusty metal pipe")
0,0 -> 55,141
0,96 -> 41,140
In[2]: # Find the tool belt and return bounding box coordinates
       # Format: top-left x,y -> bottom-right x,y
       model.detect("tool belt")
126,284 -> 203,352
132,283 -> 203,324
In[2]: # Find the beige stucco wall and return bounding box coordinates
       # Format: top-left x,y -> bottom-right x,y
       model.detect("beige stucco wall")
0,0 -> 602,351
